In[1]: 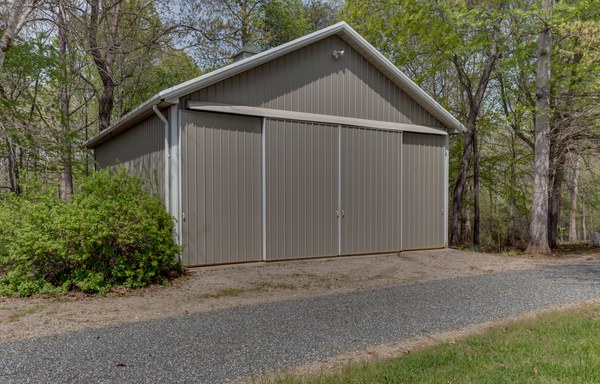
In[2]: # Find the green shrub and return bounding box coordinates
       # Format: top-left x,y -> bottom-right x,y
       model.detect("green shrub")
0,168 -> 182,297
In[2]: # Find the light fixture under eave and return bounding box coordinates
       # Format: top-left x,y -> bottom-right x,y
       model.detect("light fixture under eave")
332,49 -> 345,59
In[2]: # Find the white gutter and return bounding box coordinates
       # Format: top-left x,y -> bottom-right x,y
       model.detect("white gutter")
153,104 -> 170,213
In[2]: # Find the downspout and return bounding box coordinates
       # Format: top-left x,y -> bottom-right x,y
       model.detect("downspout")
169,104 -> 182,248
444,134 -> 449,248
261,118 -> 267,261
153,104 -> 170,213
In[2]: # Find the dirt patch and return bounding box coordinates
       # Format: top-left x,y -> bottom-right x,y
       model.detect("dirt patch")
0,248 -> 597,342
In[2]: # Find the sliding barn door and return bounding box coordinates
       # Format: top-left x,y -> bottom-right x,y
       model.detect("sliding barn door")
181,111 -> 262,266
264,119 -> 339,260
402,133 -> 446,249
341,127 -> 403,254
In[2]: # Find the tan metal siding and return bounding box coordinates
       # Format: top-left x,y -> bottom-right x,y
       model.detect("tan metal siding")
182,36 -> 445,130
181,111 -> 262,266
94,113 -> 166,200
265,119 -> 338,260
402,133 -> 445,249
341,128 -> 402,254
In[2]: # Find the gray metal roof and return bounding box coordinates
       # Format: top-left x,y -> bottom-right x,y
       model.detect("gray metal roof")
86,22 -> 466,148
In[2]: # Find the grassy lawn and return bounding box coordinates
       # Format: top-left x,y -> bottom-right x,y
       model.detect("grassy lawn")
269,304 -> 600,384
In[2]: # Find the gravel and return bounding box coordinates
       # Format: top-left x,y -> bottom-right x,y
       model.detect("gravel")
1,261 -> 599,383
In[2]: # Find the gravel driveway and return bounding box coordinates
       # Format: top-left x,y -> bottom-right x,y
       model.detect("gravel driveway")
1,261 -> 599,383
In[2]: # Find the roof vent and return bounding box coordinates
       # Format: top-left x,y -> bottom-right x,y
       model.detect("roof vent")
232,42 -> 262,62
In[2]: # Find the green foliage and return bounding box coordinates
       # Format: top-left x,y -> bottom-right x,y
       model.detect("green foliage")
261,0 -> 312,48
120,48 -> 201,114
344,0 -> 600,249
0,168 -> 182,297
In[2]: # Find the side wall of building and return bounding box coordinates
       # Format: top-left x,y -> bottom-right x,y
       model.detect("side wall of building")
94,112 -> 167,201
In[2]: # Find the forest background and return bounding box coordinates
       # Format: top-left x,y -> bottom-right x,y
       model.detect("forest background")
0,0 -> 598,254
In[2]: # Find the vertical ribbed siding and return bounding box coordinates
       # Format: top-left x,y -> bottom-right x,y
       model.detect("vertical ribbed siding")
94,113 -> 166,201
182,36 -> 446,130
341,127 -> 402,254
402,133 -> 446,250
181,111 -> 262,266
265,119 -> 338,260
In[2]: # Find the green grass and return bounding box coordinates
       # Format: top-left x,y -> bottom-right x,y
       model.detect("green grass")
199,288 -> 248,299
268,304 -> 600,384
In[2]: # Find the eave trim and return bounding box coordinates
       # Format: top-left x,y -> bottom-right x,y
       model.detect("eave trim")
187,101 -> 448,136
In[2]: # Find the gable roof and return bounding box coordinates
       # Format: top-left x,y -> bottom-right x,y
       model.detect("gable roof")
86,22 -> 466,148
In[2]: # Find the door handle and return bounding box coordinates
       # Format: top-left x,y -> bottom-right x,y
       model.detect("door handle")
341,210 -> 345,218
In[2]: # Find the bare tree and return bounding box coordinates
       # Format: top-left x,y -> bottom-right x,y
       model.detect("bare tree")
0,0 -> 40,71
76,0 -> 171,131
86,0 -> 121,132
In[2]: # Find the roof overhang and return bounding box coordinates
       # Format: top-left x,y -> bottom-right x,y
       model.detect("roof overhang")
85,97 -> 171,148
86,22 -> 465,149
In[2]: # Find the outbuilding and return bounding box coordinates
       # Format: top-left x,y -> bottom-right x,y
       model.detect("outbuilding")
86,22 -> 466,267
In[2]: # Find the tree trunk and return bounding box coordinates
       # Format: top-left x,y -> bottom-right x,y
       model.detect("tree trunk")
449,26 -> 499,247
87,0 -> 120,131
0,1 -> 37,71
526,0 -> 552,255
5,136 -> 20,194
548,160 -> 563,248
508,198 -> 516,246
464,181 -> 472,245
582,200 -> 588,240
472,130 -> 480,249
58,0 -> 73,200
98,83 -> 115,131
507,137 -> 517,246
569,154 -> 581,241
451,128 -> 473,247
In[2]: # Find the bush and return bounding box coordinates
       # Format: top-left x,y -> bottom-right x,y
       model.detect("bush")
0,168 -> 182,297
